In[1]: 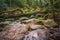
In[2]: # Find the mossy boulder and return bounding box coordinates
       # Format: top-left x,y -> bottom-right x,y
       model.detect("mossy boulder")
43,19 -> 58,27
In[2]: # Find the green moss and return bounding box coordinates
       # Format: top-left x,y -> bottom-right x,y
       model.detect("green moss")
43,19 -> 58,27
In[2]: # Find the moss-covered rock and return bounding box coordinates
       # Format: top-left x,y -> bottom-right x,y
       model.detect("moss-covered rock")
43,19 -> 58,27
29,25 -> 44,30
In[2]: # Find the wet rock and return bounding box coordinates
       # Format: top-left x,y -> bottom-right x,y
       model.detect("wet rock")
0,20 -> 51,40
0,22 -> 29,40
24,29 -> 50,40
8,22 -> 29,34
0,32 -> 24,40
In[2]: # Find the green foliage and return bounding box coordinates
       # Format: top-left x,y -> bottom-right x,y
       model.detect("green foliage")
0,0 -> 9,12
0,0 -> 60,21
0,0 -> 60,12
